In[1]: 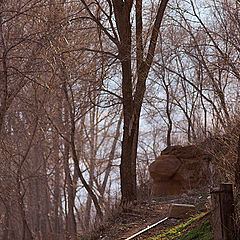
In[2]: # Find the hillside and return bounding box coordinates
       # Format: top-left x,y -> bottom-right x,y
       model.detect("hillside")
88,187 -> 211,239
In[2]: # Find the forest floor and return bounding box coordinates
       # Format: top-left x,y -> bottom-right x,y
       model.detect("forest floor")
90,187 -> 210,240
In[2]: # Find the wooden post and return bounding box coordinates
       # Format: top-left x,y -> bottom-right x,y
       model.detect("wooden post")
211,184 -> 235,240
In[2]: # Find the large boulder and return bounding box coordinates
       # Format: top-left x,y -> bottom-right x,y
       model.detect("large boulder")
149,145 -> 210,196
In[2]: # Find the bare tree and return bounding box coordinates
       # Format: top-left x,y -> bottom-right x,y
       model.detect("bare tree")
79,0 -> 169,204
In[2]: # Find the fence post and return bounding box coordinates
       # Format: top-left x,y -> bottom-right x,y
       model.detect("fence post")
211,184 -> 235,240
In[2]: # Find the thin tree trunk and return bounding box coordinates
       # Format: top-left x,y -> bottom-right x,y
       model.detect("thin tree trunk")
63,143 -> 77,239
43,156 -> 53,240
53,131 -> 61,237
84,93 -> 96,228
62,100 -> 77,239
17,177 -> 33,240
99,113 -> 123,197
62,81 -> 103,219
162,77 -> 172,147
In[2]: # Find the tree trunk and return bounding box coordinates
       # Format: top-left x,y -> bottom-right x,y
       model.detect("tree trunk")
235,134 -> 240,238
235,135 -> 240,191
62,81 -> 103,219
81,0 -> 169,205
99,113 -> 123,200
53,131 -> 61,237
43,156 -> 53,240
163,77 -> 172,147
63,143 -> 77,239
62,100 -> 77,240
113,0 -> 137,205
17,178 -> 33,240
120,113 -> 139,204
115,0 -> 169,204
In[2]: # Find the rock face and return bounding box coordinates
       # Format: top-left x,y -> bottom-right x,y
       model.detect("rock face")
149,145 -> 210,196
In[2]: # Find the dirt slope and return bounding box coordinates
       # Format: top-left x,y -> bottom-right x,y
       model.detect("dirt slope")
95,188 -> 209,240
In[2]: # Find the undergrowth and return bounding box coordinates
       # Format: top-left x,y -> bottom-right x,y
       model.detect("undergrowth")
148,212 -> 213,240
180,219 -> 212,240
